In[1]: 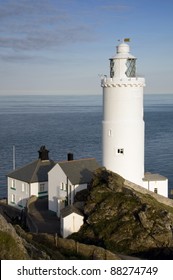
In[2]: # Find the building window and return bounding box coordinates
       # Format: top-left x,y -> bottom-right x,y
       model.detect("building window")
116,148 -> 124,155
25,184 -> 28,195
11,179 -> 16,189
170,189 -> 173,195
61,183 -> 67,191
11,194 -> 15,204
22,183 -> 25,192
154,188 -> 158,194
39,183 -> 45,192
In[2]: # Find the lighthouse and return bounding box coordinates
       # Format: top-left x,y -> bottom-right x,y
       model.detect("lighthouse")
101,40 -> 145,186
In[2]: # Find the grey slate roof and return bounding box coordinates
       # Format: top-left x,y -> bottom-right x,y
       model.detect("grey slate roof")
143,172 -> 167,181
7,159 -> 55,183
58,158 -> 100,185
61,205 -> 83,218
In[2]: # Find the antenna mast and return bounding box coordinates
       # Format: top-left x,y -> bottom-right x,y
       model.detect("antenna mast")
13,145 -> 16,170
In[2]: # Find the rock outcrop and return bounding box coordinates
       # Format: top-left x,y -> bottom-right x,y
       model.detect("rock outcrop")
73,168 -> 173,259
0,214 -> 29,259
0,205 -> 125,260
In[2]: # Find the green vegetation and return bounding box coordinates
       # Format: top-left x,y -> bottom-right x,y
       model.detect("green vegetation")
71,168 -> 173,258
0,230 -> 28,259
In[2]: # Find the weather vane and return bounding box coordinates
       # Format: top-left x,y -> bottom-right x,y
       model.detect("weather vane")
118,38 -> 130,43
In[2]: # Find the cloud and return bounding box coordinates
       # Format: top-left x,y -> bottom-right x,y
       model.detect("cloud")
0,53 -> 37,62
0,25 -> 93,51
0,0 -> 67,20
1,0 -> 132,63
101,4 -> 130,12
0,0 -> 95,60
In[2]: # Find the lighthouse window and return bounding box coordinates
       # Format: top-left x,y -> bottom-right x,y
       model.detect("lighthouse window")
108,129 -> 112,136
117,148 -> 124,154
154,188 -> 158,194
110,59 -> 114,78
125,58 -> 136,77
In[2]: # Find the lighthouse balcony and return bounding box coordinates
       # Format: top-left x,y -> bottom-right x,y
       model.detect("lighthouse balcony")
101,77 -> 145,88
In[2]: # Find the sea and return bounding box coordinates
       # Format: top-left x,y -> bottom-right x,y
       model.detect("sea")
0,94 -> 173,199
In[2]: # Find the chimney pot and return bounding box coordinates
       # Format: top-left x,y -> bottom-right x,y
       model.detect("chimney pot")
67,153 -> 73,161
38,146 -> 49,160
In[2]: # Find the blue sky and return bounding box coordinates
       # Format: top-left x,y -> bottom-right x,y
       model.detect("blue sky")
0,0 -> 173,95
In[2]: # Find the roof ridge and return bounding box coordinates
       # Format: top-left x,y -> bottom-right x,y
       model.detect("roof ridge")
30,159 -> 41,183
58,158 -> 96,164
7,159 -> 39,176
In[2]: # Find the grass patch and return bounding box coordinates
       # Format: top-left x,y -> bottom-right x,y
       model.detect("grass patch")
0,230 -> 27,259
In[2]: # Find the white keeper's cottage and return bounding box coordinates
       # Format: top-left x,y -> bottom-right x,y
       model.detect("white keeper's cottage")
7,146 -> 55,209
48,154 -> 99,217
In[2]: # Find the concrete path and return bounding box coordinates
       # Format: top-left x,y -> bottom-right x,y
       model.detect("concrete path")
28,197 -> 60,234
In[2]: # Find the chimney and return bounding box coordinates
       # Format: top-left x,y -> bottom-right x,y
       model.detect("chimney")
67,153 -> 73,161
38,146 -> 49,161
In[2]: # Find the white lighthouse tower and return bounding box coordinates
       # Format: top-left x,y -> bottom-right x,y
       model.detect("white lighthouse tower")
101,40 -> 145,186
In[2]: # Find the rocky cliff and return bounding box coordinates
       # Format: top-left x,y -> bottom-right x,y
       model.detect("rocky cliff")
1,167 -> 173,259
0,213 -> 30,259
73,168 -> 173,259
0,203 -> 124,260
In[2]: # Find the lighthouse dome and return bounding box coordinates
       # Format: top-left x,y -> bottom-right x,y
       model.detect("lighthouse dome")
113,42 -> 135,59
117,43 -> 129,54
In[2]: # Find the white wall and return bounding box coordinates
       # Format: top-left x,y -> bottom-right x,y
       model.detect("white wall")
48,164 -> 67,213
30,181 -> 48,197
8,177 -> 48,209
61,213 -> 84,238
7,177 -> 29,209
143,179 -> 168,197
48,164 -> 88,217
30,182 -> 39,197
102,85 -> 144,186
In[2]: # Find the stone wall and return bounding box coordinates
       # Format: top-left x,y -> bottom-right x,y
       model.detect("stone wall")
125,180 -> 173,208
35,233 -> 136,260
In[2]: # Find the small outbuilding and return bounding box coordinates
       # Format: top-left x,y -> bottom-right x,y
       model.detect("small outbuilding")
60,205 -> 84,238
143,172 -> 168,197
